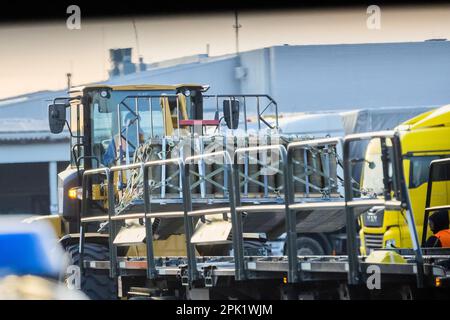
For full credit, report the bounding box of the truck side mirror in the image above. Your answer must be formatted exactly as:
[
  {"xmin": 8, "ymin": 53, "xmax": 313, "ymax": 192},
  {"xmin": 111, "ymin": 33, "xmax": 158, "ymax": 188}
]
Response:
[
  {"xmin": 48, "ymin": 103, "xmax": 67, "ymax": 134},
  {"xmin": 223, "ymin": 100, "xmax": 239, "ymax": 129}
]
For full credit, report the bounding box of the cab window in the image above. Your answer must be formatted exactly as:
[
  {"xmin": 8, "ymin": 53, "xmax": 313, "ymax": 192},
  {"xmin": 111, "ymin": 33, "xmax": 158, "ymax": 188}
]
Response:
[{"xmin": 409, "ymin": 156, "xmax": 440, "ymax": 188}]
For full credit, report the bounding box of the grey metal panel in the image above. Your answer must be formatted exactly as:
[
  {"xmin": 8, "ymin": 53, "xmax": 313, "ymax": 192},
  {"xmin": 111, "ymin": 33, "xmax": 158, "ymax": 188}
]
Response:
[{"xmin": 261, "ymin": 42, "xmax": 450, "ymax": 112}]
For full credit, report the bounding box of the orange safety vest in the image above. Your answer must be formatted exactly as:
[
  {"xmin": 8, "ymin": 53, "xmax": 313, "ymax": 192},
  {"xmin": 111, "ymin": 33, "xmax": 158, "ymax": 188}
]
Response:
[{"xmin": 435, "ymin": 229, "xmax": 450, "ymax": 247}]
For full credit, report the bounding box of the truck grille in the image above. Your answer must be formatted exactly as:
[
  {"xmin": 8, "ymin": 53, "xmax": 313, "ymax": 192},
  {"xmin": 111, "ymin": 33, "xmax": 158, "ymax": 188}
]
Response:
[{"xmin": 364, "ymin": 233, "xmax": 383, "ymax": 250}]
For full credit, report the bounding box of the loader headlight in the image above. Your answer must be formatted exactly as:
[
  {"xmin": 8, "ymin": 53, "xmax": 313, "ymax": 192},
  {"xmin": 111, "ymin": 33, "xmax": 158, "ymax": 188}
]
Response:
[{"xmin": 68, "ymin": 187, "xmax": 83, "ymax": 200}]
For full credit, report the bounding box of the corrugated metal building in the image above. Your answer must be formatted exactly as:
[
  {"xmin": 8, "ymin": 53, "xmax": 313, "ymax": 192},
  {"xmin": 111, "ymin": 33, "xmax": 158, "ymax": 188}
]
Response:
[{"xmin": 1, "ymin": 41, "xmax": 450, "ymax": 214}]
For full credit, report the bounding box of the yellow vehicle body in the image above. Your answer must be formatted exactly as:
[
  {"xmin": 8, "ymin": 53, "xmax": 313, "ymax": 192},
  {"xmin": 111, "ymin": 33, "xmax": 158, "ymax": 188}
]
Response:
[
  {"xmin": 360, "ymin": 105, "xmax": 450, "ymax": 254},
  {"xmin": 30, "ymin": 84, "xmax": 207, "ymax": 256}
]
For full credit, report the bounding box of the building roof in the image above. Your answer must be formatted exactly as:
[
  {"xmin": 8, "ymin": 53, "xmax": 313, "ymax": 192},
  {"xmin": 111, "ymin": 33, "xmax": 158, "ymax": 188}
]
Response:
[{"xmin": 0, "ymin": 119, "xmax": 68, "ymax": 143}]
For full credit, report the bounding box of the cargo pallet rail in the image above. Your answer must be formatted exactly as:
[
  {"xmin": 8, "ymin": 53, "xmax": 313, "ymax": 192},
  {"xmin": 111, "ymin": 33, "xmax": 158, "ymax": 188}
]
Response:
[{"xmin": 77, "ymin": 126, "xmax": 450, "ymax": 299}]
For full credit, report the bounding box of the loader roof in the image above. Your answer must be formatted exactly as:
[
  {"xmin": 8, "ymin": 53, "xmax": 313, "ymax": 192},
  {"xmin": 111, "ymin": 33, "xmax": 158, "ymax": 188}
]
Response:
[{"xmin": 70, "ymin": 83, "xmax": 205, "ymax": 94}]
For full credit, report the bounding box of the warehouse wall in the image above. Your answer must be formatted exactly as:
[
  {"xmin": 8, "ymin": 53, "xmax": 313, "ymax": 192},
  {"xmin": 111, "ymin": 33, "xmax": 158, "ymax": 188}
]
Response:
[
  {"xmin": 239, "ymin": 48, "xmax": 272, "ymax": 95},
  {"xmin": 4, "ymin": 41, "xmax": 450, "ymax": 120},
  {"xmin": 240, "ymin": 41, "xmax": 450, "ymax": 112}
]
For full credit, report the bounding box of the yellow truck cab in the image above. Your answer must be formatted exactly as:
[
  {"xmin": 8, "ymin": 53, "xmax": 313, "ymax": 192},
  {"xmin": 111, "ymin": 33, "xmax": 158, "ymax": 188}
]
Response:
[{"xmin": 360, "ymin": 105, "xmax": 450, "ymax": 254}]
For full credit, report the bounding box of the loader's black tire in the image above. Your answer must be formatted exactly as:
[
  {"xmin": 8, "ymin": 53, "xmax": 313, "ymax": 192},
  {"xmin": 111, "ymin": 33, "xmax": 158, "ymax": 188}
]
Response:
[
  {"xmin": 65, "ymin": 243, "xmax": 117, "ymax": 300},
  {"xmin": 296, "ymin": 237, "xmax": 325, "ymax": 256}
]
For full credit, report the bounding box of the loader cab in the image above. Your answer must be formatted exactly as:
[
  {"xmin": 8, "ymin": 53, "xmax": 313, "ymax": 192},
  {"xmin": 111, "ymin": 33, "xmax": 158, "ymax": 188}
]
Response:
[{"xmin": 50, "ymin": 84, "xmax": 206, "ymax": 171}]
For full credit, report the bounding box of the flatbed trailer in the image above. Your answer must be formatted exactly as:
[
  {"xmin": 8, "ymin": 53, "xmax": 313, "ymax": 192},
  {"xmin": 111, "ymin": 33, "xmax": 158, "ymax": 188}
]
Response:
[
  {"xmin": 77, "ymin": 131, "xmax": 450, "ymax": 299},
  {"xmin": 84, "ymin": 252, "xmax": 448, "ymax": 282}
]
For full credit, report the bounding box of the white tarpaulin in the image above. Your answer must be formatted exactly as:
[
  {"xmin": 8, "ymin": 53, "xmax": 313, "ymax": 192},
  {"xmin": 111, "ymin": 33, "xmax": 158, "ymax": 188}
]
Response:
[{"xmin": 340, "ymin": 106, "xmax": 436, "ymax": 182}]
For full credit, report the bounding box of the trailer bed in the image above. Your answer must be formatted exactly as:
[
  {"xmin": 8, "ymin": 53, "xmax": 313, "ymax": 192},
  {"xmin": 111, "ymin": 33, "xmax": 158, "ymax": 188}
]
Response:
[{"xmin": 83, "ymin": 254, "xmax": 449, "ymax": 286}]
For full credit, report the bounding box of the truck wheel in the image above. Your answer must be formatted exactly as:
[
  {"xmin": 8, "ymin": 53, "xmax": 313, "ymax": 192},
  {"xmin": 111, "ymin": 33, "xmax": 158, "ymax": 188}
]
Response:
[
  {"xmin": 296, "ymin": 237, "xmax": 324, "ymax": 255},
  {"xmin": 65, "ymin": 243, "xmax": 117, "ymax": 300}
]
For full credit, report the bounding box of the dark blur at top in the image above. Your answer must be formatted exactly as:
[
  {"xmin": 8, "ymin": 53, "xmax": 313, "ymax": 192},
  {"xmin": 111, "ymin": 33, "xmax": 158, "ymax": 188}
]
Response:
[{"xmin": 0, "ymin": 0, "xmax": 448, "ymax": 24}]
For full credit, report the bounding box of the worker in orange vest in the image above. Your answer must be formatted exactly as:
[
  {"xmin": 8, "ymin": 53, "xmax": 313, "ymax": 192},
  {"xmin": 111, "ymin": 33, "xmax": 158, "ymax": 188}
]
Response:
[{"xmin": 425, "ymin": 209, "xmax": 450, "ymax": 248}]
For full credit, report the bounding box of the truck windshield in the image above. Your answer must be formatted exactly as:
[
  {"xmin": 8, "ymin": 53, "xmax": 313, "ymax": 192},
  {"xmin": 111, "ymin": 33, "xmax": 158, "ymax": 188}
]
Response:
[
  {"xmin": 409, "ymin": 156, "xmax": 441, "ymax": 188},
  {"xmin": 361, "ymin": 150, "xmax": 385, "ymax": 196},
  {"xmin": 360, "ymin": 139, "xmax": 392, "ymax": 197},
  {"xmin": 89, "ymin": 89, "xmax": 173, "ymax": 167}
]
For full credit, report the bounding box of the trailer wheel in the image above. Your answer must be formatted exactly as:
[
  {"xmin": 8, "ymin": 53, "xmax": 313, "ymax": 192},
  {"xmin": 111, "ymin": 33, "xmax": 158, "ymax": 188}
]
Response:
[
  {"xmin": 296, "ymin": 237, "xmax": 324, "ymax": 255},
  {"xmin": 65, "ymin": 243, "xmax": 117, "ymax": 300}
]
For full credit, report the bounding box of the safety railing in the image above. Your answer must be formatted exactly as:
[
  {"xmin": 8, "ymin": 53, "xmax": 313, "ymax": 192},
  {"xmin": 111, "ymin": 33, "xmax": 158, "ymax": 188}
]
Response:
[
  {"xmin": 284, "ymin": 137, "xmax": 344, "ymax": 283},
  {"xmin": 185, "ymin": 137, "xmax": 230, "ymax": 200},
  {"xmin": 290, "ymin": 140, "xmax": 340, "ymax": 198},
  {"xmin": 232, "ymin": 145, "xmax": 288, "ymax": 281},
  {"xmin": 114, "ymin": 93, "xmax": 279, "ymax": 149},
  {"xmin": 80, "ymin": 163, "xmax": 147, "ymax": 278},
  {"xmin": 142, "ymin": 158, "xmax": 187, "ymax": 281},
  {"xmin": 106, "ymin": 163, "xmax": 146, "ymax": 278},
  {"xmin": 183, "ymin": 151, "xmax": 242, "ymax": 284},
  {"xmin": 80, "ymin": 159, "xmax": 188, "ymax": 281},
  {"xmin": 77, "ymin": 130, "xmax": 425, "ymax": 289},
  {"xmin": 79, "ymin": 167, "xmax": 115, "ymax": 277},
  {"xmin": 203, "ymin": 94, "xmax": 279, "ymax": 132},
  {"xmin": 342, "ymin": 131, "xmax": 424, "ymax": 288},
  {"xmin": 109, "ymin": 159, "xmax": 188, "ymax": 282},
  {"xmin": 110, "ymin": 94, "xmax": 340, "ymax": 209}
]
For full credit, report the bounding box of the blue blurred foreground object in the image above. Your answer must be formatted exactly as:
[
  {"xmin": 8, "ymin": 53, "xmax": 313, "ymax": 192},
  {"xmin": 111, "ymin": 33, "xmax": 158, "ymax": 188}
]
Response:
[
  {"xmin": 0, "ymin": 216, "xmax": 64, "ymax": 278},
  {"xmin": 0, "ymin": 216, "xmax": 88, "ymax": 300},
  {"xmin": 0, "ymin": 233, "xmax": 56, "ymax": 277}
]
